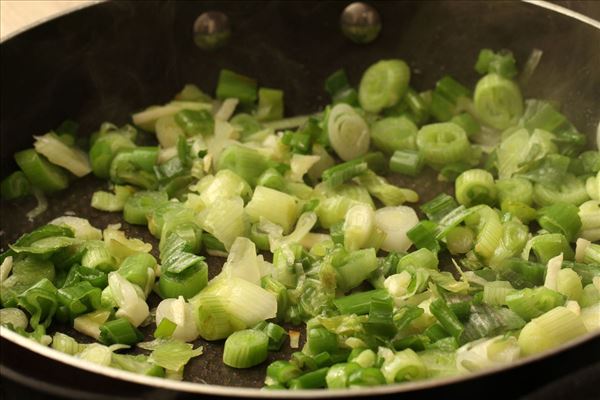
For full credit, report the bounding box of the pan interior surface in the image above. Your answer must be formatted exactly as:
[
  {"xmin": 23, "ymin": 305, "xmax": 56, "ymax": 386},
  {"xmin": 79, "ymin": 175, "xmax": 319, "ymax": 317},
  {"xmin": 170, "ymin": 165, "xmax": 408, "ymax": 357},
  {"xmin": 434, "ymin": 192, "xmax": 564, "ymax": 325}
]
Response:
[{"xmin": 1, "ymin": 0, "xmax": 599, "ymax": 397}]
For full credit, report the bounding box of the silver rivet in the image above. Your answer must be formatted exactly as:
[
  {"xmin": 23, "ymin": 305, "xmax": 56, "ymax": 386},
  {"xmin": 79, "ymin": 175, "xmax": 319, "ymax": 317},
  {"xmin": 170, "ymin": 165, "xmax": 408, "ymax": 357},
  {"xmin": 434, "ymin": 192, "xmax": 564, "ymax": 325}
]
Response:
[
  {"xmin": 340, "ymin": 2, "xmax": 381, "ymax": 44},
  {"xmin": 193, "ymin": 11, "xmax": 230, "ymax": 50}
]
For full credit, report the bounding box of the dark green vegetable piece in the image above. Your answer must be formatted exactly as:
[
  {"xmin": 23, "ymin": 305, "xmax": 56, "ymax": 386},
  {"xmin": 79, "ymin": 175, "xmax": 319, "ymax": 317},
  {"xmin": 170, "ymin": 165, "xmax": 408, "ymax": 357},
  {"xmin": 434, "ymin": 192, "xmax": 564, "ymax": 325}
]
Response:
[
  {"xmin": 407, "ymin": 221, "xmax": 441, "ymax": 253},
  {"xmin": 109, "ymin": 147, "xmax": 159, "ymax": 189},
  {"xmin": 459, "ymin": 304, "xmax": 525, "ymax": 344},
  {"xmin": 254, "ymin": 321, "xmax": 288, "ymax": 351},
  {"xmin": 216, "ymin": 145, "xmax": 270, "ymax": 187},
  {"xmin": 475, "ymin": 49, "xmax": 518, "ymax": 78},
  {"xmin": 267, "ymin": 360, "xmax": 302, "ymax": 385},
  {"xmin": 497, "ymin": 258, "xmax": 546, "ymax": 289},
  {"xmin": 363, "ymin": 294, "xmax": 396, "ymax": 338},
  {"xmin": 57, "ymin": 281, "xmax": 102, "ymax": 319},
  {"xmin": 1, "ymin": 171, "xmax": 31, "ymax": 200},
  {"xmin": 333, "ymin": 289, "xmax": 388, "ymax": 315},
  {"xmin": 389, "ymin": 150, "xmax": 424, "ymax": 177},
  {"xmin": 421, "ymin": 193, "xmax": 459, "ymax": 222},
  {"xmin": 17, "ymin": 278, "xmax": 58, "ymax": 328},
  {"xmin": 89, "ymin": 132, "xmax": 136, "ymax": 179},
  {"xmin": 307, "ymin": 327, "xmax": 338, "ymax": 355},
  {"xmin": 429, "ymin": 298, "xmax": 464, "ymax": 339},
  {"xmin": 288, "ymin": 367, "xmax": 329, "ymax": 389},
  {"xmin": 118, "ymin": 253, "xmax": 157, "ymax": 289},
  {"xmin": 505, "ymin": 287, "xmax": 566, "ymax": 321},
  {"xmin": 325, "ymin": 69, "xmax": 359, "ymax": 106},
  {"xmin": 1, "ymin": 224, "xmax": 74, "ymax": 264},
  {"xmin": 348, "ymin": 367, "xmax": 386, "ymax": 387},
  {"xmin": 231, "ymin": 113, "xmax": 262, "ymax": 139},
  {"xmin": 14, "ymin": 149, "xmax": 69, "ymax": 192},
  {"xmin": 158, "ymin": 263, "xmax": 208, "ymax": 299},
  {"xmin": 62, "ymin": 265, "xmax": 108, "ymax": 289},
  {"xmin": 123, "ymin": 190, "xmax": 169, "ymax": 225},
  {"xmin": 216, "ymin": 69, "xmax": 258, "ymax": 104},
  {"xmin": 100, "ymin": 318, "xmax": 144, "ymax": 345},
  {"xmin": 175, "ymin": 109, "xmax": 214, "ymax": 136},
  {"xmin": 537, "ymin": 203, "xmax": 582, "ymax": 242},
  {"xmin": 322, "ymin": 160, "xmax": 368, "ymax": 188}
]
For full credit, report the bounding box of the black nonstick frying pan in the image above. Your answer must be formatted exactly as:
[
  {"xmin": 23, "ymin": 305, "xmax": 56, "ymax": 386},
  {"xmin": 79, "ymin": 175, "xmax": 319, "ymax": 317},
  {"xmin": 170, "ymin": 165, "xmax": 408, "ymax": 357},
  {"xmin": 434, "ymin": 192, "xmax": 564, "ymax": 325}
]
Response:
[{"xmin": 1, "ymin": 1, "xmax": 599, "ymax": 399}]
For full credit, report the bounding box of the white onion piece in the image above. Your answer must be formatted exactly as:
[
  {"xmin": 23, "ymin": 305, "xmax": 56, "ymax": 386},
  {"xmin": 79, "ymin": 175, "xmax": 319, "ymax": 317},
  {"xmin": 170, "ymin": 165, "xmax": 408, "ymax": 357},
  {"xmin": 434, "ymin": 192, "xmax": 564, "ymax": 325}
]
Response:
[{"xmin": 375, "ymin": 206, "xmax": 419, "ymax": 252}]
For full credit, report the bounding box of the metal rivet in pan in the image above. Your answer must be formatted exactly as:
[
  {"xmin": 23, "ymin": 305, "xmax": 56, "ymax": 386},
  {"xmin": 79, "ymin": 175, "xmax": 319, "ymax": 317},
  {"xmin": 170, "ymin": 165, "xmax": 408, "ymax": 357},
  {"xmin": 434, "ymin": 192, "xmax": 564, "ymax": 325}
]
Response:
[
  {"xmin": 193, "ymin": 11, "xmax": 230, "ymax": 50},
  {"xmin": 340, "ymin": 2, "xmax": 381, "ymax": 44}
]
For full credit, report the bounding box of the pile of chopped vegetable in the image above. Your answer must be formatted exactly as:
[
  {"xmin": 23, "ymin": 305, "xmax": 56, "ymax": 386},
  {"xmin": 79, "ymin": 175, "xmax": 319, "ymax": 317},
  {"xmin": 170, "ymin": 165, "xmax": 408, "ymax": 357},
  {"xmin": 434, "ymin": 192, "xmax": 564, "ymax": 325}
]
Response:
[{"xmin": 1, "ymin": 48, "xmax": 599, "ymax": 390}]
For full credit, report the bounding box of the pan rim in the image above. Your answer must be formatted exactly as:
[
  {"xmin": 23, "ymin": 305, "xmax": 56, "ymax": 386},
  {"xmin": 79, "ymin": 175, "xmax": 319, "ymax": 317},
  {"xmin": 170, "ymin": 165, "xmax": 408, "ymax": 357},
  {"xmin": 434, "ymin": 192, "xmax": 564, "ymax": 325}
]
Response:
[
  {"xmin": 0, "ymin": 0, "xmax": 598, "ymax": 46},
  {"xmin": 2, "ymin": 326, "xmax": 600, "ymax": 397},
  {"xmin": 1, "ymin": 0, "xmax": 599, "ymax": 397}
]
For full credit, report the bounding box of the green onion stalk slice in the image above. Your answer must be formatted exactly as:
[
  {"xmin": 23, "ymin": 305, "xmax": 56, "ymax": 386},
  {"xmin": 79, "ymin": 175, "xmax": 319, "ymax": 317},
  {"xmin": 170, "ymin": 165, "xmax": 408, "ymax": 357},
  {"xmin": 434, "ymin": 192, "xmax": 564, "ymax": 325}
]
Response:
[
  {"xmin": 416, "ymin": 122, "xmax": 470, "ymax": 168},
  {"xmin": 474, "ymin": 73, "xmax": 523, "ymax": 130},
  {"xmin": 358, "ymin": 59, "xmax": 411, "ymax": 114},
  {"xmin": 327, "ymin": 104, "xmax": 370, "ymax": 161}
]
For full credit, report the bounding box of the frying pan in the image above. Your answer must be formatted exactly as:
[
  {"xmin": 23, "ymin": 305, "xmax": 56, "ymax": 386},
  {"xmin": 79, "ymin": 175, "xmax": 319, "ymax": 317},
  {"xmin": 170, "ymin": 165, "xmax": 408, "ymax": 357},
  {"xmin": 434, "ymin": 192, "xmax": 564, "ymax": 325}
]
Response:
[{"xmin": 1, "ymin": 1, "xmax": 599, "ymax": 399}]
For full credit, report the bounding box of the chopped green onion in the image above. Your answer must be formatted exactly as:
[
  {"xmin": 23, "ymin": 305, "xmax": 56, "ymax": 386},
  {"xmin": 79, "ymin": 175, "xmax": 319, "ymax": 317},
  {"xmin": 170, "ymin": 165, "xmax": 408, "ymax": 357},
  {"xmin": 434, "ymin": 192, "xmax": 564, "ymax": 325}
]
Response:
[
  {"xmin": 1, "ymin": 171, "xmax": 31, "ymax": 200},
  {"xmin": 217, "ymin": 145, "xmax": 269, "ymax": 187},
  {"xmin": 556, "ymin": 268, "xmax": 583, "ymax": 301},
  {"xmin": 505, "ymin": 287, "xmax": 565, "ymax": 320},
  {"xmin": 216, "ymin": 69, "xmax": 257, "ymax": 104},
  {"xmin": 537, "ymin": 203, "xmax": 582, "ymax": 242},
  {"xmin": 153, "ymin": 318, "xmax": 177, "ymax": 339},
  {"xmin": 223, "ymin": 329, "xmax": 269, "ymax": 368},
  {"xmin": 359, "ymin": 59, "xmax": 410, "ymax": 113},
  {"xmin": 333, "ymin": 289, "xmax": 388, "ymax": 315},
  {"xmin": 14, "ymin": 149, "xmax": 69, "ymax": 192},
  {"xmin": 389, "ymin": 150, "xmax": 424, "ymax": 177},
  {"xmin": 370, "ymin": 116, "xmax": 418, "ymax": 154},
  {"xmin": 34, "ymin": 132, "xmax": 91, "ymax": 177},
  {"xmin": 256, "ymin": 88, "xmax": 284, "ymax": 121},
  {"xmin": 357, "ymin": 170, "xmax": 418, "ymax": 206},
  {"xmin": 474, "ymin": 73, "xmax": 523, "ymax": 130},
  {"xmin": 99, "ymin": 317, "xmax": 143, "ymax": 345},
  {"xmin": 416, "ymin": 123, "xmax": 470, "ymax": 168},
  {"xmin": 109, "ymin": 147, "xmax": 159, "ymax": 189},
  {"xmin": 174, "ymin": 109, "xmax": 214, "ymax": 137},
  {"xmin": 132, "ymin": 102, "xmax": 211, "ymax": 131},
  {"xmin": 245, "ymin": 186, "xmax": 299, "ymax": 233},
  {"xmin": 474, "ymin": 49, "xmax": 517, "ymax": 78},
  {"xmin": 446, "ymin": 226, "xmax": 475, "ymax": 255},
  {"xmin": 518, "ymin": 306, "xmax": 587, "ymax": 356},
  {"xmin": 288, "ymin": 367, "xmax": 329, "ymax": 389},
  {"xmin": 335, "ymin": 248, "xmax": 379, "ymax": 292},
  {"xmin": 421, "ymin": 194, "xmax": 459, "ymax": 222},
  {"xmin": 89, "ymin": 132, "xmax": 135, "ymax": 179},
  {"xmin": 327, "ymin": 104, "xmax": 370, "ymax": 161},
  {"xmin": 322, "ymin": 160, "xmax": 368, "ymax": 189},
  {"xmin": 429, "ymin": 298, "xmax": 463, "ymax": 339},
  {"xmin": 450, "ymin": 113, "xmax": 480, "ymax": 137},
  {"xmin": 267, "ymin": 360, "xmax": 303, "ymax": 385},
  {"xmin": 407, "ymin": 221, "xmax": 440, "ymax": 253},
  {"xmin": 123, "ymin": 190, "xmax": 168, "ymax": 225},
  {"xmin": 91, "ymin": 185, "xmax": 135, "ymax": 212},
  {"xmin": 455, "ymin": 169, "xmax": 497, "ymax": 207}
]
